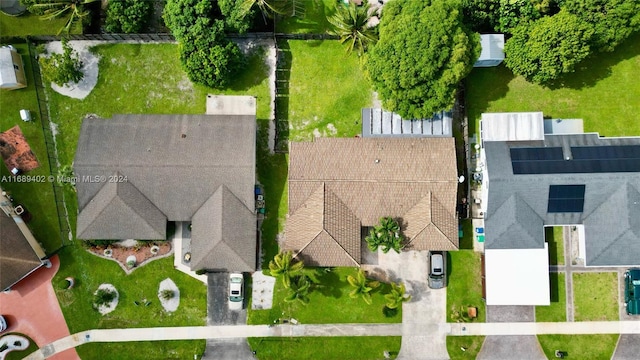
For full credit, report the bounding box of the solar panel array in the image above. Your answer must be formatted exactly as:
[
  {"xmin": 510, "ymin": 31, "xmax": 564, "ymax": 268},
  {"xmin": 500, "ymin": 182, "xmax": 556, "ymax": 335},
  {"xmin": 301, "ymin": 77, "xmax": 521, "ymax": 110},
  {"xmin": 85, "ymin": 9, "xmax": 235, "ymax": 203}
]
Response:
[
  {"xmin": 548, "ymin": 185, "xmax": 586, "ymax": 213},
  {"xmin": 511, "ymin": 145, "xmax": 640, "ymax": 174}
]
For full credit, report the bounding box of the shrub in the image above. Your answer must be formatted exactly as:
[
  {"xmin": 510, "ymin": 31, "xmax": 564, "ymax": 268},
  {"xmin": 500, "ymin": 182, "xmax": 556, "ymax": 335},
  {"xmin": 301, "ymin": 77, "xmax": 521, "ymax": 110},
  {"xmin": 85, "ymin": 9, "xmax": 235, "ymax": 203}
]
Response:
[
  {"xmin": 126, "ymin": 259, "xmax": 135, "ymax": 268},
  {"xmin": 382, "ymin": 306, "xmax": 399, "ymax": 318},
  {"xmin": 39, "ymin": 38, "xmax": 84, "ymax": 86},
  {"xmin": 104, "ymin": 0, "xmax": 152, "ymax": 33},
  {"xmin": 160, "ymin": 289, "xmax": 175, "ymax": 300},
  {"xmin": 195, "ymin": 269, "xmax": 207, "ymax": 275},
  {"xmin": 94, "ymin": 288, "xmax": 116, "ymax": 307}
]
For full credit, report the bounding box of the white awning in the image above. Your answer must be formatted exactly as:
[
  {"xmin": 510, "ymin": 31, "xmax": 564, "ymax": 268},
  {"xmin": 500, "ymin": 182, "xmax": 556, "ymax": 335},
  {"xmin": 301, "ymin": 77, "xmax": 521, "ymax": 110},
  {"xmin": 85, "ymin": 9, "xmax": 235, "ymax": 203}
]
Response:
[
  {"xmin": 485, "ymin": 244, "xmax": 550, "ymax": 306},
  {"xmin": 481, "ymin": 112, "xmax": 545, "ymax": 142}
]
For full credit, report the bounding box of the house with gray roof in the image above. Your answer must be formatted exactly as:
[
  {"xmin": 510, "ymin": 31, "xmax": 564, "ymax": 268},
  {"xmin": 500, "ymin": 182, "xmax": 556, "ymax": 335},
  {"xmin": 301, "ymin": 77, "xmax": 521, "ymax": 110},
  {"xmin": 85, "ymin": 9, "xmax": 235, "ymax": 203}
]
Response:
[
  {"xmin": 285, "ymin": 137, "xmax": 459, "ymax": 267},
  {"xmin": 74, "ymin": 106, "xmax": 257, "ymax": 272},
  {"xmin": 0, "ymin": 187, "xmax": 46, "ymax": 291},
  {"xmin": 481, "ymin": 112, "xmax": 640, "ymax": 305}
]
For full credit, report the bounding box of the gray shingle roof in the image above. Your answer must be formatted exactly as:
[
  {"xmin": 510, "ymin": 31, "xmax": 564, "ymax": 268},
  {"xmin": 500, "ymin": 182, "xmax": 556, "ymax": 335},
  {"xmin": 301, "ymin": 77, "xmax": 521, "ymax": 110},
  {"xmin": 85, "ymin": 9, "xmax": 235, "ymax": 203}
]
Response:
[
  {"xmin": 75, "ymin": 114, "xmax": 256, "ymax": 271},
  {"xmin": 485, "ymin": 134, "xmax": 640, "ymax": 265}
]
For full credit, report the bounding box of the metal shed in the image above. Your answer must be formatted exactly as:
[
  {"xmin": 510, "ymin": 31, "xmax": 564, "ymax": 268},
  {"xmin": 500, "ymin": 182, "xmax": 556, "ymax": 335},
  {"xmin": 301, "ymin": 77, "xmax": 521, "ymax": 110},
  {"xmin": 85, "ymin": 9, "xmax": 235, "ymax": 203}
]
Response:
[{"xmin": 361, "ymin": 108, "xmax": 452, "ymax": 137}]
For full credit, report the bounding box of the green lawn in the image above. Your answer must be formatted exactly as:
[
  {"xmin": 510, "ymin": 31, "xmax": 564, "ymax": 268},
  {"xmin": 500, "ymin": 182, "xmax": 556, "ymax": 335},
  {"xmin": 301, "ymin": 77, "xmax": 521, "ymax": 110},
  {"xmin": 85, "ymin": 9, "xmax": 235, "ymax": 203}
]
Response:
[
  {"xmin": 287, "ymin": 40, "xmax": 373, "ymax": 140},
  {"xmin": 248, "ymin": 267, "xmax": 403, "ymax": 325},
  {"xmin": 275, "ymin": 0, "xmax": 335, "ymax": 34},
  {"xmin": 545, "ymin": 226, "xmax": 565, "ymax": 266},
  {"xmin": 0, "ymin": 13, "xmax": 81, "ymax": 37},
  {"xmin": 573, "ymin": 272, "xmax": 619, "ymax": 321},
  {"xmin": 536, "ymin": 272, "xmax": 566, "ymax": 322},
  {"xmin": 447, "ymin": 250, "xmax": 485, "ymax": 323},
  {"xmin": 466, "ymin": 31, "xmax": 640, "ymax": 137},
  {"xmin": 0, "ymin": 43, "xmax": 62, "ymax": 253},
  {"xmin": 537, "ymin": 334, "xmax": 619, "ymax": 360},
  {"xmin": 76, "ymin": 340, "xmax": 206, "ymax": 360},
  {"xmin": 446, "ymin": 336, "xmax": 485, "ymax": 360},
  {"xmin": 248, "ymin": 336, "xmax": 401, "ymax": 360},
  {"xmin": 3, "ymin": 333, "xmax": 39, "ymax": 360}
]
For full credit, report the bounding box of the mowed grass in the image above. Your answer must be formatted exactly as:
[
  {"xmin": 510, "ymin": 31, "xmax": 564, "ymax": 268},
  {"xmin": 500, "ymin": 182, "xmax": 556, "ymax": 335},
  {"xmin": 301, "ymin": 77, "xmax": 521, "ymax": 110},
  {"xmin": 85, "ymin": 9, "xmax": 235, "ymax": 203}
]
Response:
[
  {"xmin": 287, "ymin": 40, "xmax": 373, "ymax": 140},
  {"xmin": 248, "ymin": 336, "xmax": 401, "ymax": 360},
  {"xmin": 536, "ymin": 272, "xmax": 566, "ymax": 322},
  {"xmin": 447, "ymin": 250, "xmax": 485, "ymax": 323},
  {"xmin": 466, "ymin": 32, "xmax": 640, "ymax": 136},
  {"xmin": 77, "ymin": 340, "xmax": 206, "ymax": 360},
  {"xmin": 537, "ymin": 334, "xmax": 619, "ymax": 360},
  {"xmin": 4, "ymin": 333, "xmax": 39, "ymax": 360},
  {"xmin": 0, "ymin": 13, "xmax": 81, "ymax": 37},
  {"xmin": 545, "ymin": 226, "xmax": 565, "ymax": 266},
  {"xmin": 0, "ymin": 43, "xmax": 62, "ymax": 253},
  {"xmin": 248, "ymin": 267, "xmax": 402, "ymax": 325},
  {"xmin": 573, "ymin": 272, "xmax": 619, "ymax": 321},
  {"xmin": 446, "ymin": 336, "xmax": 485, "ymax": 360},
  {"xmin": 47, "ymin": 43, "xmax": 271, "ymax": 167},
  {"xmin": 275, "ymin": 0, "xmax": 336, "ymax": 34}
]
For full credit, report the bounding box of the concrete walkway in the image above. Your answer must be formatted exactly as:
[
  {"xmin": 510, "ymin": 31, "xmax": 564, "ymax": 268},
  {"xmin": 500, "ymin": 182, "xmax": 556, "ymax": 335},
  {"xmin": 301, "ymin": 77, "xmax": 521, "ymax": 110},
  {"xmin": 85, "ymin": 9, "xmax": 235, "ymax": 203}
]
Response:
[{"xmin": 24, "ymin": 321, "xmax": 640, "ymax": 359}]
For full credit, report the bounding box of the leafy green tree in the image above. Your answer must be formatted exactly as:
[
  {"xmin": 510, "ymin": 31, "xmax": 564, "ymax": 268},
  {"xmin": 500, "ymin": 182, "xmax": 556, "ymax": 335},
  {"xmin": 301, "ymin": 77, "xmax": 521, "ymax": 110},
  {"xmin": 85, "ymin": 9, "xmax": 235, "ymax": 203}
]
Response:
[
  {"xmin": 561, "ymin": 0, "xmax": 640, "ymax": 52},
  {"xmin": 27, "ymin": 0, "xmax": 99, "ymax": 35},
  {"xmin": 104, "ymin": 0, "xmax": 152, "ymax": 33},
  {"xmin": 347, "ymin": 269, "xmax": 380, "ymax": 305},
  {"xmin": 384, "ymin": 282, "xmax": 411, "ymax": 309},
  {"xmin": 365, "ymin": 0, "xmax": 480, "ymax": 119},
  {"xmin": 328, "ymin": 2, "xmax": 378, "ymax": 55},
  {"xmin": 495, "ymin": 0, "xmax": 544, "ymax": 32},
  {"xmin": 284, "ymin": 275, "xmax": 311, "ymax": 305},
  {"xmin": 39, "ymin": 38, "xmax": 84, "ymax": 86},
  {"xmin": 461, "ymin": 0, "xmax": 500, "ymax": 32},
  {"xmin": 365, "ymin": 217, "xmax": 404, "ymax": 254},
  {"xmin": 240, "ymin": 0, "xmax": 289, "ymax": 21},
  {"xmin": 219, "ymin": 0, "xmax": 256, "ymax": 33},
  {"xmin": 269, "ymin": 250, "xmax": 304, "ymax": 289},
  {"xmin": 504, "ymin": 10, "xmax": 595, "ymax": 84},
  {"xmin": 178, "ymin": 21, "xmax": 245, "ymax": 88},
  {"xmin": 163, "ymin": 0, "xmax": 215, "ymax": 40}
]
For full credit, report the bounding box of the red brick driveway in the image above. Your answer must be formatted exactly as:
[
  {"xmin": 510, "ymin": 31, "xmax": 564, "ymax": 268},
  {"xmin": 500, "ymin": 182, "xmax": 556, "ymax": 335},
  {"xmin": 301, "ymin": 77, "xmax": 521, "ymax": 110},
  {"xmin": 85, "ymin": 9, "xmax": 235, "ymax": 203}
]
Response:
[{"xmin": 0, "ymin": 255, "xmax": 79, "ymax": 360}]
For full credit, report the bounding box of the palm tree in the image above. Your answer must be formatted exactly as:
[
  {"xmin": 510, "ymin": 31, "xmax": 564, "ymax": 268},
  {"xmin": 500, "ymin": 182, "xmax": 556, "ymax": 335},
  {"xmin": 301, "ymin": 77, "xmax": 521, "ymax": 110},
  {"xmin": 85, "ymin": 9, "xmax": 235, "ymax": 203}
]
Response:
[
  {"xmin": 384, "ymin": 282, "xmax": 411, "ymax": 309},
  {"xmin": 241, "ymin": 0, "xmax": 289, "ymax": 22},
  {"xmin": 269, "ymin": 250, "xmax": 304, "ymax": 289},
  {"xmin": 365, "ymin": 217, "xmax": 404, "ymax": 254},
  {"xmin": 347, "ymin": 269, "xmax": 380, "ymax": 305},
  {"xmin": 32, "ymin": 0, "xmax": 99, "ymax": 35},
  {"xmin": 327, "ymin": 2, "xmax": 378, "ymax": 55},
  {"xmin": 284, "ymin": 275, "xmax": 310, "ymax": 305}
]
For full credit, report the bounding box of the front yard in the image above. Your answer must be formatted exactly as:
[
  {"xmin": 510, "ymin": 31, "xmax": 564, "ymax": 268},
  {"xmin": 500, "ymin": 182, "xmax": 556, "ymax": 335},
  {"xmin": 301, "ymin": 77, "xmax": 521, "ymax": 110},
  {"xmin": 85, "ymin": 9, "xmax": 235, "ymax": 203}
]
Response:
[
  {"xmin": 535, "ymin": 272, "xmax": 566, "ymax": 322},
  {"xmin": 447, "ymin": 250, "xmax": 485, "ymax": 323},
  {"xmin": 573, "ymin": 272, "xmax": 619, "ymax": 321},
  {"xmin": 537, "ymin": 334, "xmax": 619, "ymax": 360},
  {"xmin": 248, "ymin": 336, "xmax": 401, "ymax": 360},
  {"xmin": 0, "ymin": 43, "xmax": 62, "ymax": 253},
  {"xmin": 446, "ymin": 336, "xmax": 485, "ymax": 360}
]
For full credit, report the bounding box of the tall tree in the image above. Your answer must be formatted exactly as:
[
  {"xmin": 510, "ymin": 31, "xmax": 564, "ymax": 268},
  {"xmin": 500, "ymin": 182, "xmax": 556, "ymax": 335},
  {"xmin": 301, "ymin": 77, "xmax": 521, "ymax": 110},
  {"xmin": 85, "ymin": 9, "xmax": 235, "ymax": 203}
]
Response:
[
  {"xmin": 240, "ymin": 0, "xmax": 289, "ymax": 22},
  {"xmin": 284, "ymin": 275, "xmax": 311, "ymax": 305},
  {"xmin": 39, "ymin": 38, "xmax": 84, "ymax": 86},
  {"xmin": 104, "ymin": 0, "xmax": 152, "ymax": 33},
  {"xmin": 163, "ymin": 0, "xmax": 215, "ymax": 40},
  {"xmin": 504, "ymin": 10, "xmax": 595, "ymax": 84},
  {"xmin": 28, "ymin": 0, "xmax": 99, "ymax": 35},
  {"xmin": 269, "ymin": 250, "xmax": 304, "ymax": 289},
  {"xmin": 561, "ymin": 0, "xmax": 640, "ymax": 52},
  {"xmin": 219, "ymin": 0, "xmax": 256, "ymax": 33},
  {"xmin": 365, "ymin": 0, "xmax": 480, "ymax": 119},
  {"xmin": 328, "ymin": 2, "xmax": 378, "ymax": 55},
  {"xmin": 384, "ymin": 282, "xmax": 411, "ymax": 309},
  {"xmin": 347, "ymin": 269, "xmax": 380, "ymax": 305},
  {"xmin": 365, "ymin": 217, "xmax": 404, "ymax": 254}
]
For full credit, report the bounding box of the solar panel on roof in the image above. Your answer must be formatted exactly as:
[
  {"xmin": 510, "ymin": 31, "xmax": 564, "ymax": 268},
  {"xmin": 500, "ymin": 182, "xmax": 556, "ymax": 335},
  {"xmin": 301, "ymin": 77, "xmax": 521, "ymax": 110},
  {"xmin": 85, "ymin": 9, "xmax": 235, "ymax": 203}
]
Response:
[
  {"xmin": 511, "ymin": 146, "xmax": 640, "ymax": 174},
  {"xmin": 548, "ymin": 185, "xmax": 585, "ymax": 213}
]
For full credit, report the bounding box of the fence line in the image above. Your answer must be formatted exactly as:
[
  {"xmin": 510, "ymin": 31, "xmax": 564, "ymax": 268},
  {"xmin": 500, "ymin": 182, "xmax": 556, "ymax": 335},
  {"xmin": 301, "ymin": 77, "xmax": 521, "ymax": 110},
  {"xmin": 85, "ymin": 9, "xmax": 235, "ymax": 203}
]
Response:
[
  {"xmin": 26, "ymin": 41, "xmax": 71, "ymax": 251},
  {"xmin": 26, "ymin": 32, "xmax": 338, "ymax": 42}
]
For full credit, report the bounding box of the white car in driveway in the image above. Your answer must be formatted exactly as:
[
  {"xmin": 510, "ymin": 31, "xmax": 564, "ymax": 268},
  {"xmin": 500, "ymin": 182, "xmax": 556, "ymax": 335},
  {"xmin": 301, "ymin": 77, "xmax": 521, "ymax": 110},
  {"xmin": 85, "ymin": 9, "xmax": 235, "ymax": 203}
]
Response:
[{"xmin": 228, "ymin": 273, "xmax": 244, "ymax": 311}]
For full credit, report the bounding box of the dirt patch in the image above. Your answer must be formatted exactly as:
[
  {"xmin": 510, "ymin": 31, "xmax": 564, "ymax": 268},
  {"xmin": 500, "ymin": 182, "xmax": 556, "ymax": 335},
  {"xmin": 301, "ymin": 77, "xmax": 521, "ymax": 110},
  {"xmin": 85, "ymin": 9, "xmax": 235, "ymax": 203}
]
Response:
[
  {"xmin": 0, "ymin": 126, "xmax": 40, "ymax": 173},
  {"xmin": 86, "ymin": 242, "xmax": 172, "ymax": 274}
]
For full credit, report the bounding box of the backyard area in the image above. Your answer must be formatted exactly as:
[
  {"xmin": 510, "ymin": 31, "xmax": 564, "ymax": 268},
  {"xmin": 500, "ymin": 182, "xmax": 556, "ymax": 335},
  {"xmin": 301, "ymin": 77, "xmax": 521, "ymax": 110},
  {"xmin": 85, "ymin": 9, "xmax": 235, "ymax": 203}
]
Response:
[
  {"xmin": 535, "ymin": 273, "xmax": 566, "ymax": 322},
  {"xmin": 274, "ymin": 0, "xmax": 335, "ymax": 34},
  {"xmin": 0, "ymin": 13, "xmax": 81, "ymax": 37},
  {"xmin": 466, "ymin": 31, "xmax": 640, "ymax": 137},
  {"xmin": 0, "ymin": 42, "xmax": 63, "ymax": 253},
  {"xmin": 537, "ymin": 334, "xmax": 619, "ymax": 360},
  {"xmin": 286, "ymin": 40, "xmax": 373, "ymax": 141},
  {"xmin": 248, "ymin": 267, "xmax": 402, "ymax": 359},
  {"xmin": 573, "ymin": 272, "xmax": 619, "ymax": 321}
]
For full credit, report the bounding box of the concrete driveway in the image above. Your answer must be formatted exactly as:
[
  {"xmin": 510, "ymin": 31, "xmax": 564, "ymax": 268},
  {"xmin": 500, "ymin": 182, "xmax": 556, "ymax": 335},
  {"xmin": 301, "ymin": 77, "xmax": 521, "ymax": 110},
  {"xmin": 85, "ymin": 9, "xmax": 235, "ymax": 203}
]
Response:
[
  {"xmin": 612, "ymin": 334, "xmax": 640, "ymax": 360},
  {"xmin": 478, "ymin": 305, "xmax": 545, "ymax": 360},
  {"xmin": 202, "ymin": 273, "xmax": 253, "ymax": 360},
  {"xmin": 365, "ymin": 250, "xmax": 449, "ymax": 360}
]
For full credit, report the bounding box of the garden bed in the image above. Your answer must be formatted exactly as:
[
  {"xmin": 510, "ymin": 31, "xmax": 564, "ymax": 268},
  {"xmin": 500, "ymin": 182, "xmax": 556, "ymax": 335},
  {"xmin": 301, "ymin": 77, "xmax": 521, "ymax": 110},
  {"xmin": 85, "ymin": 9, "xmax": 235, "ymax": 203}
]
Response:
[{"xmin": 86, "ymin": 241, "xmax": 172, "ymax": 273}]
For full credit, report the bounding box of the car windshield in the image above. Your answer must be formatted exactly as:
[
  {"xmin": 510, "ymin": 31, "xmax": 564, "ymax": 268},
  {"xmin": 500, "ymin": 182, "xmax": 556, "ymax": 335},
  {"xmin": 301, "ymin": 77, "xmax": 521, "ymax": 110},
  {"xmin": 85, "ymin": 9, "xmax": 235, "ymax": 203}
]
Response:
[{"xmin": 231, "ymin": 277, "xmax": 242, "ymax": 283}]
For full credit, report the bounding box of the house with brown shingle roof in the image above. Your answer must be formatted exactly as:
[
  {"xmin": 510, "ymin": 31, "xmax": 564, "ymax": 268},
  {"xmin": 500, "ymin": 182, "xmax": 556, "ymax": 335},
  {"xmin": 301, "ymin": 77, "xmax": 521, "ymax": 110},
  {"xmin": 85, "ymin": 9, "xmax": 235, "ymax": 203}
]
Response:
[{"xmin": 285, "ymin": 137, "xmax": 459, "ymax": 267}]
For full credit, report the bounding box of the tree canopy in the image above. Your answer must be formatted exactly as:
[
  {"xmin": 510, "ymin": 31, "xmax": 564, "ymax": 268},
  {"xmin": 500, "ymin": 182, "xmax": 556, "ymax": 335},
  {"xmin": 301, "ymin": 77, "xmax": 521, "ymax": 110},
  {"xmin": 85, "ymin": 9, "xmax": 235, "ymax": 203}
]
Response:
[
  {"xmin": 365, "ymin": 0, "xmax": 480, "ymax": 119},
  {"xmin": 39, "ymin": 38, "xmax": 84, "ymax": 86},
  {"xmin": 328, "ymin": 2, "xmax": 378, "ymax": 55},
  {"xmin": 163, "ymin": 0, "xmax": 215, "ymax": 40},
  {"xmin": 219, "ymin": 0, "xmax": 255, "ymax": 33},
  {"xmin": 104, "ymin": 0, "xmax": 152, "ymax": 33},
  {"xmin": 504, "ymin": 10, "xmax": 595, "ymax": 84}
]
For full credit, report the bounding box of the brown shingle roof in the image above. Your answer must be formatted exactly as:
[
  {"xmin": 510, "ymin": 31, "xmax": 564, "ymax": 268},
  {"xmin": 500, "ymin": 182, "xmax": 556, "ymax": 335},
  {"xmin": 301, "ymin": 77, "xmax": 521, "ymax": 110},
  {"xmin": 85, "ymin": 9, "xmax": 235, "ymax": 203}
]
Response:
[
  {"xmin": 0, "ymin": 214, "xmax": 43, "ymax": 291},
  {"xmin": 286, "ymin": 137, "xmax": 458, "ymax": 266}
]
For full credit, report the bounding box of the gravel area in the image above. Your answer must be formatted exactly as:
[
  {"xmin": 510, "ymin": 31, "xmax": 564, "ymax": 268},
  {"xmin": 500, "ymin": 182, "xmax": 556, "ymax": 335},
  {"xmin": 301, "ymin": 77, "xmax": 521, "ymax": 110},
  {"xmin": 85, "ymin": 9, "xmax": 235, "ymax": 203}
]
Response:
[
  {"xmin": 158, "ymin": 278, "xmax": 180, "ymax": 313},
  {"xmin": 95, "ymin": 283, "xmax": 119, "ymax": 315},
  {"xmin": 44, "ymin": 40, "xmax": 102, "ymax": 100},
  {"xmin": 251, "ymin": 271, "xmax": 276, "ymax": 310}
]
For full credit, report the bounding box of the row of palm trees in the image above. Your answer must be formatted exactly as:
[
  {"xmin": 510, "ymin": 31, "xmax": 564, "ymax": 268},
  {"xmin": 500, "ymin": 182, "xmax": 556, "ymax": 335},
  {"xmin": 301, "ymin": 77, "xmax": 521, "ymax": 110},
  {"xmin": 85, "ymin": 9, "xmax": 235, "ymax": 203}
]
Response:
[{"xmin": 269, "ymin": 251, "xmax": 411, "ymax": 309}]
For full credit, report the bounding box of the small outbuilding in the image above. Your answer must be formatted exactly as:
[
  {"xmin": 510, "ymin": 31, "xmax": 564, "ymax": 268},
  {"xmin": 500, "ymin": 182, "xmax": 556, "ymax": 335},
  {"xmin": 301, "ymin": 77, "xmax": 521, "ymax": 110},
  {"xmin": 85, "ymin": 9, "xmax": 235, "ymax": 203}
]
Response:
[
  {"xmin": 0, "ymin": 46, "xmax": 27, "ymax": 90},
  {"xmin": 474, "ymin": 34, "xmax": 505, "ymax": 68}
]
